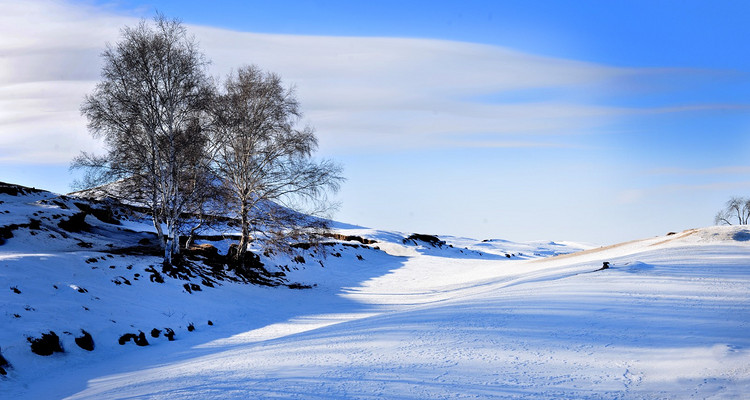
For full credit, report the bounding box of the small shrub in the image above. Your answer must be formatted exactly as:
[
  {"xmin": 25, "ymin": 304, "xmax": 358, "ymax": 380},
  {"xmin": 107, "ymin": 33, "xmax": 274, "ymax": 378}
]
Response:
[
  {"xmin": 57, "ymin": 212, "xmax": 91, "ymax": 233},
  {"xmin": 75, "ymin": 330, "xmax": 94, "ymax": 351},
  {"xmin": 28, "ymin": 332, "xmax": 63, "ymax": 356},
  {"xmin": 0, "ymin": 347, "xmax": 10, "ymax": 375}
]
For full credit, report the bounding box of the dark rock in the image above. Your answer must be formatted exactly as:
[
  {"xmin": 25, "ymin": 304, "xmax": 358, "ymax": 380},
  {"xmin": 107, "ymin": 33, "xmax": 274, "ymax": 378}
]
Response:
[
  {"xmin": 207, "ymin": 320, "xmax": 213, "ymax": 326},
  {"xmin": 10, "ymin": 286, "xmax": 20, "ymax": 294},
  {"xmin": 187, "ymin": 323, "xmax": 195, "ymax": 332},
  {"xmin": 150, "ymin": 328, "xmax": 161, "ymax": 338},
  {"xmin": 164, "ymin": 328, "xmax": 175, "ymax": 341}
]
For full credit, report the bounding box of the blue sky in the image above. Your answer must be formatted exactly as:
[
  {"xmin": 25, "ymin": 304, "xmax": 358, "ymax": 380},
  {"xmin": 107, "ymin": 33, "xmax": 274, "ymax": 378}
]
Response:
[{"xmin": 1, "ymin": 0, "xmax": 749, "ymax": 244}]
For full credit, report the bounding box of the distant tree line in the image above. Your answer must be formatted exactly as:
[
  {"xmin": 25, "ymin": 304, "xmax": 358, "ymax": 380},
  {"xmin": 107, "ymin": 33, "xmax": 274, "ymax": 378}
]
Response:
[{"xmin": 73, "ymin": 15, "xmax": 343, "ymax": 266}]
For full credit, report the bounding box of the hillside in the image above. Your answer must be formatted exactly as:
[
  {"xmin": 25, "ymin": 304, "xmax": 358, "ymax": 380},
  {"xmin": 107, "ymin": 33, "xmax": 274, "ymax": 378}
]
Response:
[{"xmin": 1, "ymin": 182, "xmax": 749, "ymax": 399}]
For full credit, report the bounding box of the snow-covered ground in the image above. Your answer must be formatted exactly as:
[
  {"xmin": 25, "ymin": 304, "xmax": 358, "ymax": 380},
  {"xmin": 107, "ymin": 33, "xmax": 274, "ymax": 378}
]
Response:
[{"xmin": 1, "ymin": 183, "xmax": 749, "ymax": 399}]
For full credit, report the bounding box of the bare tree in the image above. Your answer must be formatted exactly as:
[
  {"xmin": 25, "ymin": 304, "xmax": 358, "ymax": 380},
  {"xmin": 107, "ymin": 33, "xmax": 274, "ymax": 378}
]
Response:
[
  {"xmin": 715, "ymin": 197, "xmax": 750, "ymax": 225},
  {"xmin": 210, "ymin": 65, "xmax": 344, "ymax": 261},
  {"xmin": 74, "ymin": 15, "xmax": 213, "ymax": 265}
]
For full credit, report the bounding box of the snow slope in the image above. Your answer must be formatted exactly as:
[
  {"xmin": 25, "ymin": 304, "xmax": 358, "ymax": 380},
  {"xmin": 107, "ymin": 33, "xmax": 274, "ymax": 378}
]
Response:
[{"xmin": 1, "ymin": 183, "xmax": 749, "ymax": 399}]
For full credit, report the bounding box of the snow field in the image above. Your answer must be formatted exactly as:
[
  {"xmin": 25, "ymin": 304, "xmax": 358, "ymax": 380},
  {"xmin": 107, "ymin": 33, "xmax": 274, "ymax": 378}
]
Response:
[{"xmin": 1, "ymin": 187, "xmax": 749, "ymax": 399}]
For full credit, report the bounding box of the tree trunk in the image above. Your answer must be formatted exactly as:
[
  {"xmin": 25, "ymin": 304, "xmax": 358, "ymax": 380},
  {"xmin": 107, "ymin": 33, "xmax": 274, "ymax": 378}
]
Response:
[{"xmin": 236, "ymin": 201, "xmax": 250, "ymax": 260}]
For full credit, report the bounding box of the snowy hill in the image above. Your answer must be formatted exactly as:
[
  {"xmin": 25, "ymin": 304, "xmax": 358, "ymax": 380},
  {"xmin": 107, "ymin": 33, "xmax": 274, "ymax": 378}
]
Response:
[{"xmin": 1, "ymin": 182, "xmax": 749, "ymax": 399}]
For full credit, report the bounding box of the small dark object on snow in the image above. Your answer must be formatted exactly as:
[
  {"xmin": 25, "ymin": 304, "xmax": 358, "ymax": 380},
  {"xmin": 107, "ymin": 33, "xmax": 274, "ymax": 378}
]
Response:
[
  {"xmin": 164, "ymin": 328, "xmax": 175, "ymax": 341},
  {"xmin": 0, "ymin": 347, "xmax": 10, "ymax": 375},
  {"xmin": 403, "ymin": 233, "xmax": 446, "ymax": 247},
  {"xmin": 151, "ymin": 328, "xmax": 161, "ymax": 338},
  {"xmin": 75, "ymin": 330, "xmax": 94, "ymax": 351},
  {"xmin": 505, "ymin": 254, "xmax": 511, "ymax": 258},
  {"xmin": 596, "ymin": 262, "xmax": 611, "ymax": 271},
  {"xmin": 183, "ymin": 283, "xmax": 201, "ymax": 293},
  {"xmin": 118, "ymin": 333, "xmax": 137, "ymax": 345},
  {"xmin": 666, "ymin": 232, "xmax": 676, "ymax": 236},
  {"xmin": 288, "ymin": 283, "xmax": 313, "ymax": 289},
  {"xmin": 134, "ymin": 332, "xmax": 149, "ymax": 346},
  {"xmin": 207, "ymin": 320, "xmax": 213, "ymax": 326},
  {"xmin": 10, "ymin": 286, "xmax": 20, "ymax": 294},
  {"xmin": 120, "ymin": 332, "xmax": 149, "ymax": 346},
  {"xmin": 28, "ymin": 332, "xmax": 64, "ymax": 356},
  {"xmin": 187, "ymin": 323, "xmax": 195, "ymax": 332},
  {"xmin": 356, "ymin": 254, "xmax": 364, "ymax": 261},
  {"xmin": 57, "ymin": 212, "xmax": 91, "ymax": 233}
]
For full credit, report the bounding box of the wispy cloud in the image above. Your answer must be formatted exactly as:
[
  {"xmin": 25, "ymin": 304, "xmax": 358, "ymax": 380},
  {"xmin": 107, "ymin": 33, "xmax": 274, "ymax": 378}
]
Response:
[
  {"xmin": 647, "ymin": 166, "xmax": 750, "ymax": 176},
  {"xmin": 0, "ymin": 0, "xmax": 739, "ymax": 163}
]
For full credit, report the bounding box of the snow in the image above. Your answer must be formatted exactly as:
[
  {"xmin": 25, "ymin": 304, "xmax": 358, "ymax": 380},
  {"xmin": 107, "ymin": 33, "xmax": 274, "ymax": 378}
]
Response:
[{"xmin": 1, "ymin": 185, "xmax": 749, "ymax": 399}]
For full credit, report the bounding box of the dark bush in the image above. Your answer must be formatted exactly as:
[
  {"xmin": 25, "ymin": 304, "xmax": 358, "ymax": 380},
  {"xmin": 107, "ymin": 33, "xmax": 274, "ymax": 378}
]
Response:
[
  {"xmin": 135, "ymin": 331, "xmax": 149, "ymax": 346},
  {"xmin": 164, "ymin": 328, "xmax": 175, "ymax": 341},
  {"xmin": 57, "ymin": 212, "xmax": 91, "ymax": 233},
  {"xmin": 28, "ymin": 218, "xmax": 41, "ymax": 230},
  {"xmin": 119, "ymin": 332, "xmax": 149, "ymax": 346},
  {"xmin": 403, "ymin": 233, "xmax": 445, "ymax": 247},
  {"xmin": 183, "ymin": 283, "xmax": 201, "ymax": 293},
  {"xmin": 187, "ymin": 323, "xmax": 195, "ymax": 332},
  {"xmin": 0, "ymin": 347, "xmax": 10, "ymax": 375},
  {"xmin": 75, "ymin": 330, "xmax": 94, "ymax": 351},
  {"xmin": 118, "ymin": 333, "xmax": 137, "ymax": 345},
  {"xmin": 151, "ymin": 328, "xmax": 161, "ymax": 338},
  {"xmin": 74, "ymin": 202, "xmax": 120, "ymax": 225},
  {"xmin": 28, "ymin": 332, "xmax": 63, "ymax": 356},
  {"xmin": 288, "ymin": 283, "xmax": 313, "ymax": 289}
]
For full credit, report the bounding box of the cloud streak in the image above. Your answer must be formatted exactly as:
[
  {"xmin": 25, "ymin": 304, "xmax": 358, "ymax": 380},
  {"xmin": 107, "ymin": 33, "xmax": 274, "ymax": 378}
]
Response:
[{"xmin": 0, "ymin": 0, "xmax": 737, "ymax": 163}]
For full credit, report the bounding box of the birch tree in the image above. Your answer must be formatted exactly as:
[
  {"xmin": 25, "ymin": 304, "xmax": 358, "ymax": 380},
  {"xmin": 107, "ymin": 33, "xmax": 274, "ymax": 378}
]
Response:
[
  {"xmin": 211, "ymin": 65, "xmax": 343, "ymax": 261},
  {"xmin": 75, "ymin": 15, "xmax": 212, "ymax": 265},
  {"xmin": 715, "ymin": 197, "xmax": 750, "ymax": 225}
]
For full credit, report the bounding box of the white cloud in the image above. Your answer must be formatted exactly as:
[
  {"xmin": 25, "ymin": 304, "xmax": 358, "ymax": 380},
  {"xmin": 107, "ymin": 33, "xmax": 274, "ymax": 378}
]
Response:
[{"xmin": 0, "ymin": 0, "xmax": 706, "ymax": 163}]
